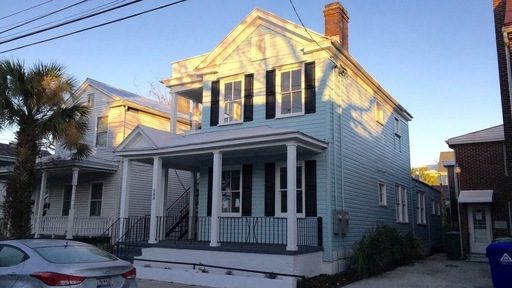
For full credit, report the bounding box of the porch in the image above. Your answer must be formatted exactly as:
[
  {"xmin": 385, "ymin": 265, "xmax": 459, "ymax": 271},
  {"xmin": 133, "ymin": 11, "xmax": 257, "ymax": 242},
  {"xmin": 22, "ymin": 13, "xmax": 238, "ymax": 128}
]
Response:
[
  {"xmin": 115, "ymin": 125, "xmax": 328, "ymax": 254},
  {"xmin": 34, "ymin": 216, "xmax": 113, "ymax": 237}
]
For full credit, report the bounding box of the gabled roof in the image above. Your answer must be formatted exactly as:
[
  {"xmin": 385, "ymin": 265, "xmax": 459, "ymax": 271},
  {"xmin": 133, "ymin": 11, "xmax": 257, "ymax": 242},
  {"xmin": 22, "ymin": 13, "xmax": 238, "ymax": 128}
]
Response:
[
  {"xmin": 77, "ymin": 78, "xmax": 170, "ymax": 115},
  {"xmin": 446, "ymin": 125, "xmax": 504, "ymax": 146},
  {"xmin": 195, "ymin": 7, "xmax": 327, "ymax": 72}
]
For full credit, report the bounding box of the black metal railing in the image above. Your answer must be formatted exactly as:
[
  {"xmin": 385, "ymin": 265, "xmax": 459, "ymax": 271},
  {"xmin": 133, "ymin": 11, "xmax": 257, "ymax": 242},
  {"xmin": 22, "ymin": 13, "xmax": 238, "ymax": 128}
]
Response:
[{"xmin": 193, "ymin": 216, "xmax": 322, "ymax": 247}]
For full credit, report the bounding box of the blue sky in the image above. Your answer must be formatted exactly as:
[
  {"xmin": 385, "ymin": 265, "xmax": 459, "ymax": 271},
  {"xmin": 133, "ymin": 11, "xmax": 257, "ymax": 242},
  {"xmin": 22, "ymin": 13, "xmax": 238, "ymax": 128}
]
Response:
[{"xmin": 0, "ymin": 0, "xmax": 502, "ymax": 167}]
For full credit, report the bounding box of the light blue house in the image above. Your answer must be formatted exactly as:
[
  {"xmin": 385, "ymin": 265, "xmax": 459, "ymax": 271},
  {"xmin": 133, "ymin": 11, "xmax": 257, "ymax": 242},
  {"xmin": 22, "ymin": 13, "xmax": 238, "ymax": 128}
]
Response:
[{"xmin": 115, "ymin": 2, "xmax": 420, "ymax": 286}]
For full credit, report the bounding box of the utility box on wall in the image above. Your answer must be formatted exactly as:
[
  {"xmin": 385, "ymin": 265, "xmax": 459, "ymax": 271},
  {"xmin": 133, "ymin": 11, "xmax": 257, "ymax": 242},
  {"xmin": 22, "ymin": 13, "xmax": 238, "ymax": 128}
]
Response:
[{"xmin": 333, "ymin": 210, "xmax": 350, "ymax": 235}]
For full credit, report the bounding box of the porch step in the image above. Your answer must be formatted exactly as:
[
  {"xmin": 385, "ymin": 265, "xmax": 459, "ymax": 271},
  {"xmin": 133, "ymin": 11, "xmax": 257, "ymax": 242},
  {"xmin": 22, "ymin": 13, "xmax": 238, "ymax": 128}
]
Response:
[{"xmin": 467, "ymin": 253, "xmax": 488, "ymax": 263}]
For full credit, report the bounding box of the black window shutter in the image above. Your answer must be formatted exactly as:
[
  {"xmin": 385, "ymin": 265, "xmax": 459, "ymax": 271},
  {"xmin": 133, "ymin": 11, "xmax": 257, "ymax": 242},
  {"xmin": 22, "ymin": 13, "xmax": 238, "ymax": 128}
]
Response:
[
  {"xmin": 265, "ymin": 70, "xmax": 276, "ymax": 119},
  {"xmin": 305, "ymin": 61, "xmax": 316, "ymax": 114},
  {"xmin": 244, "ymin": 74, "xmax": 254, "ymax": 122},
  {"xmin": 242, "ymin": 164, "xmax": 252, "ymax": 216},
  {"xmin": 207, "ymin": 167, "xmax": 213, "ymax": 216},
  {"xmin": 264, "ymin": 162, "xmax": 275, "ymax": 216},
  {"xmin": 210, "ymin": 80, "xmax": 220, "ymax": 126},
  {"xmin": 305, "ymin": 160, "xmax": 317, "ymax": 217}
]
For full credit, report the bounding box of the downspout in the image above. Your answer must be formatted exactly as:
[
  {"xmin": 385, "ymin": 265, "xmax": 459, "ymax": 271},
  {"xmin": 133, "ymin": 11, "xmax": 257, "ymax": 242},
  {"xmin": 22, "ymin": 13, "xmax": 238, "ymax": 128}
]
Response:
[{"xmin": 337, "ymin": 65, "xmax": 346, "ymax": 213}]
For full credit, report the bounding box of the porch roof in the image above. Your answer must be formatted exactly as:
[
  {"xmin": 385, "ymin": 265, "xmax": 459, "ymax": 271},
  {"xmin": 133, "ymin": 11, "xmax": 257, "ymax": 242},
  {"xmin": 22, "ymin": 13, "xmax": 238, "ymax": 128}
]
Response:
[
  {"xmin": 115, "ymin": 125, "xmax": 328, "ymax": 159},
  {"xmin": 458, "ymin": 190, "xmax": 494, "ymax": 204}
]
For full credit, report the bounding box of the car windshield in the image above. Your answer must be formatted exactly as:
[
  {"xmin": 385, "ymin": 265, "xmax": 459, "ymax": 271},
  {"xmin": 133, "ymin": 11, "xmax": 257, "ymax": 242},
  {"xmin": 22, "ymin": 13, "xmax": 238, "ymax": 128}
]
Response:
[{"xmin": 34, "ymin": 245, "xmax": 117, "ymax": 264}]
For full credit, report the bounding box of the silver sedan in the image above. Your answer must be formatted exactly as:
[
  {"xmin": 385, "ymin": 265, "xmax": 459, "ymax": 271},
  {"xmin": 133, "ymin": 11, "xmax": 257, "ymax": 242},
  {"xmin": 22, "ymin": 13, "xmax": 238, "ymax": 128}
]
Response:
[{"xmin": 0, "ymin": 239, "xmax": 137, "ymax": 288}]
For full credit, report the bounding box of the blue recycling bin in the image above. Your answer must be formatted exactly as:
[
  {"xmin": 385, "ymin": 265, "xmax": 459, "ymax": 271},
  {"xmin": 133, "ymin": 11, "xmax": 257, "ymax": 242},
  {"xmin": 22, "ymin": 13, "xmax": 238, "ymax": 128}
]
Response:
[{"xmin": 486, "ymin": 239, "xmax": 512, "ymax": 288}]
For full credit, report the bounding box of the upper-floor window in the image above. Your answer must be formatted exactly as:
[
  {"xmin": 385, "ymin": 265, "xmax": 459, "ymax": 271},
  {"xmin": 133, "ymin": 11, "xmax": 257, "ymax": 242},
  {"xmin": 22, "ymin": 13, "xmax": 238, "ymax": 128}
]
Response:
[
  {"xmin": 221, "ymin": 169, "xmax": 241, "ymax": 216},
  {"xmin": 96, "ymin": 116, "xmax": 108, "ymax": 147},
  {"xmin": 277, "ymin": 65, "xmax": 303, "ymax": 117},
  {"xmin": 376, "ymin": 101, "xmax": 384, "ymax": 124},
  {"xmin": 417, "ymin": 191, "xmax": 426, "ymax": 224},
  {"xmin": 394, "ymin": 117, "xmax": 401, "ymax": 136},
  {"xmin": 221, "ymin": 78, "xmax": 243, "ymax": 124},
  {"xmin": 87, "ymin": 93, "xmax": 94, "ymax": 107},
  {"xmin": 89, "ymin": 183, "xmax": 103, "ymax": 216},
  {"xmin": 276, "ymin": 163, "xmax": 305, "ymax": 217},
  {"xmin": 395, "ymin": 184, "xmax": 408, "ymax": 223},
  {"xmin": 378, "ymin": 183, "xmax": 387, "ymax": 206}
]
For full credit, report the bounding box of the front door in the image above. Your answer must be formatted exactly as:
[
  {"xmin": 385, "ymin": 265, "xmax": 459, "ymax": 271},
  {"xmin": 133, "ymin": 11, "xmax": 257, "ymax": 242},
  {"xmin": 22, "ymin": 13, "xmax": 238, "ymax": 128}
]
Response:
[{"xmin": 467, "ymin": 205, "xmax": 492, "ymax": 254}]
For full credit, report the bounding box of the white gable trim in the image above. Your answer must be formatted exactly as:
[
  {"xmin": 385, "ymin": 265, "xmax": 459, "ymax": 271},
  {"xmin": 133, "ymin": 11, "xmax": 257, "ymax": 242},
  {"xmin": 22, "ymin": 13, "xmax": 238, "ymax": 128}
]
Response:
[
  {"xmin": 195, "ymin": 8, "xmax": 326, "ymax": 72},
  {"xmin": 116, "ymin": 126, "xmax": 157, "ymax": 151}
]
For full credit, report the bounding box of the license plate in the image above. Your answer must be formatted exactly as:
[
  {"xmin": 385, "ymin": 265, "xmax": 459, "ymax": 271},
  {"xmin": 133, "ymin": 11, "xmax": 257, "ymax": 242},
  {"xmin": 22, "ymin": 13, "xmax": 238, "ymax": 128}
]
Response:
[{"xmin": 96, "ymin": 277, "xmax": 112, "ymax": 288}]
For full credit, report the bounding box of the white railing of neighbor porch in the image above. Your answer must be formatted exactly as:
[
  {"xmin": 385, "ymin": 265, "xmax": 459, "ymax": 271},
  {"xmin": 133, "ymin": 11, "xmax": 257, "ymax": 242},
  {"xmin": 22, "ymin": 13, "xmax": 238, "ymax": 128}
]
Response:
[{"xmin": 37, "ymin": 216, "xmax": 112, "ymax": 237}]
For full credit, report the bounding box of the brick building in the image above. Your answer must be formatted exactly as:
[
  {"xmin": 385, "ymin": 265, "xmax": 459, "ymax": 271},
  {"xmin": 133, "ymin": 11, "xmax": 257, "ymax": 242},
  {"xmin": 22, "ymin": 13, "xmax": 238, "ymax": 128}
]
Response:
[{"xmin": 447, "ymin": 126, "xmax": 509, "ymax": 255}]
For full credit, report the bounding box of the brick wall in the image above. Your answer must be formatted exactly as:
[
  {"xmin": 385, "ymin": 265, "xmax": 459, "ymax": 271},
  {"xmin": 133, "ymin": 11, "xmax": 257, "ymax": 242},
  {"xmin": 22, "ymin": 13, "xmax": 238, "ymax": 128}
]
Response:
[
  {"xmin": 494, "ymin": 0, "xmax": 512, "ymax": 176},
  {"xmin": 454, "ymin": 141, "xmax": 510, "ymax": 252}
]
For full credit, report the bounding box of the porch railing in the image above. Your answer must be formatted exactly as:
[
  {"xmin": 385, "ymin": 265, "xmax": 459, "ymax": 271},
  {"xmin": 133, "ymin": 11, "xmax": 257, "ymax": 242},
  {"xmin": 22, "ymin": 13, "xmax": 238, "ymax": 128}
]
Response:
[
  {"xmin": 36, "ymin": 216, "xmax": 113, "ymax": 237},
  {"xmin": 156, "ymin": 216, "xmax": 322, "ymax": 247}
]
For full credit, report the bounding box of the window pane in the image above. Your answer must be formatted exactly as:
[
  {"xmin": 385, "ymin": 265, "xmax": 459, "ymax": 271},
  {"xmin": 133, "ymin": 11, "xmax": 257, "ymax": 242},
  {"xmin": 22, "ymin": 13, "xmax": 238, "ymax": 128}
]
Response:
[
  {"xmin": 281, "ymin": 71, "xmax": 290, "ymax": 92},
  {"xmin": 35, "ymin": 245, "xmax": 117, "ymax": 264},
  {"xmin": 280, "ymin": 167, "xmax": 287, "ymax": 189},
  {"xmin": 222, "ymin": 171, "xmax": 231, "ymax": 191},
  {"xmin": 233, "ymin": 81, "xmax": 242, "ymax": 100},
  {"xmin": 281, "ymin": 92, "xmax": 291, "ymax": 114},
  {"xmin": 222, "ymin": 192, "xmax": 231, "ymax": 213},
  {"xmin": 232, "ymin": 192, "xmax": 240, "ymax": 213},
  {"xmin": 291, "ymin": 69, "xmax": 301, "ymax": 91},
  {"xmin": 97, "ymin": 117, "xmax": 108, "ymax": 132},
  {"xmin": 281, "ymin": 190, "xmax": 287, "ymax": 213},
  {"xmin": 0, "ymin": 246, "xmax": 26, "ymax": 267},
  {"xmin": 64, "ymin": 186, "xmax": 72, "ymax": 200},
  {"xmin": 224, "ymin": 82, "xmax": 233, "ymax": 101},
  {"xmin": 90, "ymin": 201, "xmax": 101, "ymax": 216},
  {"xmin": 233, "ymin": 100, "xmax": 242, "ymax": 121},
  {"xmin": 296, "ymin": 166, "xmax": 302, "ymax": 188},
  {"xmin": 292, "ymin": 91, "xmax": 302, "ymax": 113},
  {"xmin": 231, "ymin": 170, "xmax": 240, "ymax": 190},
  {"xmin": 296, "ymin": 189, "xmax": 303, "ymax": 214},
  {"xmin": 91, "ymin": 183, "xmax": 102, "ymax": 200},
  {"xmin": 96, "ymin": 132, "xmax": 107, "ymax": 147}
]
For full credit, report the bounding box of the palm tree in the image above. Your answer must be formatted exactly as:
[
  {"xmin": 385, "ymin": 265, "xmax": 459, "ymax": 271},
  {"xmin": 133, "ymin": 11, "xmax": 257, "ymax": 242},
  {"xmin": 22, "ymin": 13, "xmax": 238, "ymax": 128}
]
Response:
[{"xmin": 0, "ymin": 60, "xmax": 90, "ymax": 238}]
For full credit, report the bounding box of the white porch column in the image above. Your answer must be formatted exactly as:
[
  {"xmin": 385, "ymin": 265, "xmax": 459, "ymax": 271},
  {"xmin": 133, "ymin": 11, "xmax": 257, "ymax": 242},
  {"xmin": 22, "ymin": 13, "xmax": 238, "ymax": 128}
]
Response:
[
  {"xmin": 149, "ymin": 157, "xmax": 163, "ymax": 244},
  {"xmin": 286, "ymin": 144, "xmax": 298, "ymax": 251},
  {"xmin": 119, "ymin": 159, "xmax": 131, "ymax": 238},
  {"xmin": 188, "ymin": 171, "xmax": 197, "ymax": 239},
  {"xmin": 156, "ymin": 167, "xmax": 168, "ymax": 240},
  {"xmin": 34, "ymin": 171, "xmax": 47, "ymax": 238},
  {"xmin": 210, "ymin": 151, "xmax": 222, "ymax": 247},
  {"xmin": 66, "ymin": 168, "xmax": 79, "ymax": 239},
  {"xmin": 170, "ymin": 92, "xmax": 178, "ymax": 134}
]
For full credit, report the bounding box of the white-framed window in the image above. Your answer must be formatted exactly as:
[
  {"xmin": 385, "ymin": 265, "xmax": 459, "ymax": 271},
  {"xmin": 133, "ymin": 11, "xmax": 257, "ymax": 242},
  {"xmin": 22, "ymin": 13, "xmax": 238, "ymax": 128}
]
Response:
[
  {"xmin": 277, "ymin": 64, "xmax": 303, "ymax": 117},
  {"xmin": 394, "ymin": 117, "xmax": 401, "ymax": 136},
  {"xmin": 87, "ymin": 93, "xmax": 94, "ymax": 107},
  {"xmin": 220, "ymin": 77, "xmax": 243, "ymax": 124},
  {"xmin": 375, "ymin": 100, "xmax": 384, "ymax": 124},
  {"xmin": 221, "ymin": 168, "xmax": 242, "ymax": 216},
  {"xmin": 62, "ymin": 185, "xmax": 72, "ymax": 216},
  {"xmin": 395, "ymin": 184, "xmax": 408, "ymax": 223},
  {"xmin": 89, "ymin": 183, "xmax": 103, "ymax": 216},
  {"xmin": 416, "ymin": 191, "xmax": 426, "ymax": 224},
  {"xmin": 275, "ymin": 162, "xmax": 305, "ymax": 217},
  {"xmin": 378, "ymin": 183, "xmax": 387, "ymax": 206},
  {"xmin": 96, "ymin": 116, "xmax": 108, "ymax": 147}
]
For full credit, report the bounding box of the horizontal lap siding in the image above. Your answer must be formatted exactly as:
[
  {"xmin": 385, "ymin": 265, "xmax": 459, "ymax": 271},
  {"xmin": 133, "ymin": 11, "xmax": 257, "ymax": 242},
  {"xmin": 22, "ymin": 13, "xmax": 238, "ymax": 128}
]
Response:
[
  {"xmin": 128, "ymin": 162, "xmax": 153, "ymax": 216},
  {"xmin": 330, "ymin": 72, "xmax": 412, "ymax": 254}
]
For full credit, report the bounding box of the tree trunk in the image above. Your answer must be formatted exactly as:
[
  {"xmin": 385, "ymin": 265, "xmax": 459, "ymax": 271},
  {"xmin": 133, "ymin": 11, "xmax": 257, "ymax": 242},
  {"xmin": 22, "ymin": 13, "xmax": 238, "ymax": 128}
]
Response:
[{"xmin": 3, "ymin": 120, "xmax": 39, "ymax": 238}]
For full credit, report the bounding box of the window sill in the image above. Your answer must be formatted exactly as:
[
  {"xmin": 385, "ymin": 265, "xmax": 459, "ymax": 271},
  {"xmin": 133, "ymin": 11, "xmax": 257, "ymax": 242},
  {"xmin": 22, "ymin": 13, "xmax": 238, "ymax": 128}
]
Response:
[
  {"xmin": 275, "ymin": 214, "xmax": 306, "ymax": 218},
  {"xmin": 275, "ymin": 112, "xmax": 305, "ymax": 120},
  {"xmin": 220, "ymin": 213, "xmax": 242, "ymax": 218},
  {"xmin": 378, "ymin": 204, "xmax": 387, "ymax": 207},
  {"xmin": 217, "ymin": 121, "xmax": 243, "ymax": 127}
]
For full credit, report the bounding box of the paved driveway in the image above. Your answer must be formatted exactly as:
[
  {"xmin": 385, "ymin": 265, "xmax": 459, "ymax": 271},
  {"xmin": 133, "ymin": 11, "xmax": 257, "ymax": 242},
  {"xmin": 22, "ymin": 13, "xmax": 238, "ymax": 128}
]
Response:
[
  {"xmin": 137, "ymin": 279, "xmax": 210, "ymax": 288},
  {"xmin": 345, "ymin": 254, "xmax": 492, "ymax": 288}
]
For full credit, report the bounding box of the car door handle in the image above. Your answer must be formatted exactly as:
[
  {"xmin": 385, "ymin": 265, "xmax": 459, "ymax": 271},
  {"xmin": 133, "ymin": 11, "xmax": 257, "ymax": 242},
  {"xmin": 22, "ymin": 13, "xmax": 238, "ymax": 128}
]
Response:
[{"xmin": 7, "ymin": 273, "xmax": 17, "ymax": 277}]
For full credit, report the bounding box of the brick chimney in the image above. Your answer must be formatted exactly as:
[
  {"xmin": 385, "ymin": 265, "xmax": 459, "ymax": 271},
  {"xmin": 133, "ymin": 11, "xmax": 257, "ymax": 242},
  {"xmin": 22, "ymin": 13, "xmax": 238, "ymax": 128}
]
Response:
[{"xmin": 323, "ymin": 2, "xmax": 349, "ymax": 51}]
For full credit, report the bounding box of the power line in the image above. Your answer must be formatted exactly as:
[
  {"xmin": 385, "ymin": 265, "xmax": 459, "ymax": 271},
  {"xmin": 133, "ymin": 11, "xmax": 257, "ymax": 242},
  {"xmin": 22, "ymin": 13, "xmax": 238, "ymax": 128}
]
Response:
[
  {"xmin": 0, "ymin": 0, "xmax": 189, "ymax": 54},
  {"xmin": 0, "ymin": 0, "xmax": 54, "ymax": 21},
  {"xmin": 288, "ymin": 0, "xmax": 338, "ymax": 68},
  {"xmin": 0, "ymin": 0, "xmax": 91, "ymax": 35},
  {"xmin": 0, "ymin": 0, "xmax": 146, "ymax": 45},
  {"xmin": 0, "ymin": 0, "xmax": 126, "ymax": 40}
]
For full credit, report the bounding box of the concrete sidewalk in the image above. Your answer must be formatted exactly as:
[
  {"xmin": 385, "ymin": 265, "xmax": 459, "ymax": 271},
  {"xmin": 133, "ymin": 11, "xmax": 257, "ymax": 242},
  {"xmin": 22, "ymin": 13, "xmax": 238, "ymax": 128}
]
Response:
[{"xmin": 345, "ymin": 254, "xmax": 492, "ymax": 288}]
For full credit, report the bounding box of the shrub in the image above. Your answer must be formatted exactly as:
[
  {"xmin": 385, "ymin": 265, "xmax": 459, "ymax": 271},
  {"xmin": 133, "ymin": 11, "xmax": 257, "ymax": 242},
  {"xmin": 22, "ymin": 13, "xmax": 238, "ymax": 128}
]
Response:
[{"xmin": 350, "ymin": 225, "xmax": 423, "ymax": 278}]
